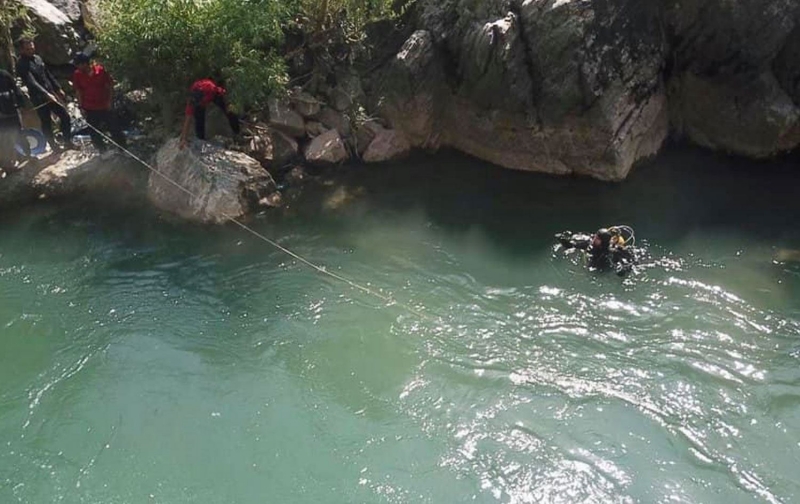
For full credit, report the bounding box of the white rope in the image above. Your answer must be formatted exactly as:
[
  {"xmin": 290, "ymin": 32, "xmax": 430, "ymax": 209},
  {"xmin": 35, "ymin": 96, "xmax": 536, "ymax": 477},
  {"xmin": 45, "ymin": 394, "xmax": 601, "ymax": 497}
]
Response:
[{"xmin": 83, "ymin": 122, "xmax": 434, "ymax": 322}]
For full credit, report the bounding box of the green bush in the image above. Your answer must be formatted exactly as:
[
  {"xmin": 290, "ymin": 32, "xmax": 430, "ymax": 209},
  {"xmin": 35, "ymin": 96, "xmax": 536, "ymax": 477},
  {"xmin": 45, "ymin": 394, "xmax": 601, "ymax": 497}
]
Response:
[
  {"xmin": 95, "ymin": 0, "xmax": 292, "ymax": 116},
  {"xmin": 295, "ymin": 0, "xmax": 399, "ymax": 43},
  {"xmin": 0, "ymin": 0, "xmax": 34, "ymax": 73},
  {"xmin": 94, "ymin": 0, "xmax": 404, "ymax": 124}
]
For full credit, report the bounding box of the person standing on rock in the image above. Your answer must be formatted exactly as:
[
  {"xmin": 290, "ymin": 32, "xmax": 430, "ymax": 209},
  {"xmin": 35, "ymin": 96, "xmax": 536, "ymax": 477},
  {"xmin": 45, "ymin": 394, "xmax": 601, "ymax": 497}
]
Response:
[
  {"xmin": 71, "ymin": 53, "xmax": 126, "ymax": 152},
  {"xmin": 0, "ymin": 68, "xmax": 32, "ymax": 175},
  {"xmin": 15, "ymin": 38, "xmax": 77, "ymax": 153},
  {"xmin": 179, "ymin": 77, "xmax": 240, "ymax": 150}
]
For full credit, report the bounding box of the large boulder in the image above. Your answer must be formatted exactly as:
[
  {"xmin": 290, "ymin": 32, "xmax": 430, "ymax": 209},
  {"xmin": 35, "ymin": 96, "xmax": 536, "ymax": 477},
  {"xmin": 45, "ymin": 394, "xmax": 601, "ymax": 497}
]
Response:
[
  {"xmin": 317, "ymin": 107, "xmax": 352, "ymax": 137},
  {"xmin": 244, "ymin": 126, "xmax": 300, "ymax": 169},
  {"xmin": 665, "ymin": 0, "xmax": 800, "ymax": 157},
  {"xmin": 363, "ymin": 127, "xmax": 411, "ymax": 163},
  {"xmin": 354, "ymin": 120, "xmax": 384, "ymax": 156},
  {"xmin": 362, "ymin": 0, "xmax": 800, "ymax": 178},
  {"xmin": 665, "ymin": 0, "xmax": 800, "ymax": 78},
  {"xmin": 0, "ymin": 150, "xmax": 146, "ymax": 208},
  {"xmin": 150, "ymin": 139, "xmax": 277, "ymax": 224},
  {"xmin": 774, "ymin": 26, "xmax": 800, "ymax": 106},
  {"xmin": 271, "ymin": 130, "xmax": 299, "ymax": 166},
  {"xmin": 20, "ymin": 0, "xmax": 83, "ymax": 66},
  {"xmin": 367, "ymin": 0, "xmax": 669, "ymax": 180},
  {"xmin": 245, "ymin": 126, "xmax": 274, "ymax": 165},
  {"xmin": 671, "ymin": 72, "xmax": 800, "ymax": 157},
  {"xmin": 303, "ymin": 129, "xmax": 349, "ymax": 165},
  {"xmin": 290, "ymin": 90, "xmax": 322, "ymax": 118}
]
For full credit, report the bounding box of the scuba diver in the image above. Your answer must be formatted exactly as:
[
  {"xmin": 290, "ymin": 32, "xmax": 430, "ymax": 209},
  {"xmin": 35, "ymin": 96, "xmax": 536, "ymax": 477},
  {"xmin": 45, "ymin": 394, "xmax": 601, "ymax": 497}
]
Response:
[{"xmin": 556, "ymin": 226, "xmax": 637, "ymax": 276}]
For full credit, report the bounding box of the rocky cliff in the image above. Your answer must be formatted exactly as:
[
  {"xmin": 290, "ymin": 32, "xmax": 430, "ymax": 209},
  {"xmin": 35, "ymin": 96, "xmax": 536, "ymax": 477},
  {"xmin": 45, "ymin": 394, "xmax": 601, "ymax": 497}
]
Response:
[
  {"xmin": 364, "ymin": 0, "xmax": 800, "ymax": 180},
  {"xmin": 17, "ymin": 0, "xmax": 800, "ymax": 182}
]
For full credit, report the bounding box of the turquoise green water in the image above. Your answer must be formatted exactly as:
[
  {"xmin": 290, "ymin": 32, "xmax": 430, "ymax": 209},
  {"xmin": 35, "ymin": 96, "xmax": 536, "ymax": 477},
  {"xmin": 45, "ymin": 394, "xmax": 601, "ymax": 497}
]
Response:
[{"xmin": 1, "ymin": 147, "xmax": 800, "ymax": 503}]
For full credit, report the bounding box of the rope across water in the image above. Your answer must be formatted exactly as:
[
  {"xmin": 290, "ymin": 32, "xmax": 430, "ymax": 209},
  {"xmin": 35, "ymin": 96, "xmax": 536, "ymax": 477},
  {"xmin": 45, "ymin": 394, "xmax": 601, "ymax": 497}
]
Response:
[{"xmin": 83, "ymin": 123, "xmax": 436, "ymax": 323}]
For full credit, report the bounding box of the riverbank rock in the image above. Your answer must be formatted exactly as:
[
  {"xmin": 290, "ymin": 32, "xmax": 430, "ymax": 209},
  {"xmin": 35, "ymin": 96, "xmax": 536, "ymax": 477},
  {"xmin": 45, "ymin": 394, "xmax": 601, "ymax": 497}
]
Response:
[
  {"xmin": 360, "ymin": 0, "xmax": 800, "ymax": 179},
  {"xmin": 0, "ymin": 150, "xmax": 146, "ymax": 208},
  {"xmin": 290, "ymin": 91, "xmax": 322, "ymax": 118},
  {"xmin": 366, "ymin": 1, "xmax": 668, "ymax": 180},
  {"xmin": 246, "ymin": 127, "xmax": 274, "ymax": 165},
  {"xmin": 354, "ymin": 121, "xmax": 383, "ymax": 156},
  {"xmin": 304, "ymin": 129, "xmax": 349, "ymax": 165},
  {"xmin": 317, "ymin": 107, "xmax": 352, "ymax": 137},
  {"xmin": 671, "ymin": 72, "xmax": 800, "ymax": 157},
  {"xmin": 363, "ymin": 127, "xmax": 411, "ymax": 163},
  {"xmin": 150, "ymin": 139, "xmax": 277, "ymax": 224},
  {"xmin": 268, "ymin": 98, "xmax": 306, "ymax": 138},
  {"xmin": 665, "ymin": 0, "xmax": 800, "ymax": 158},
  {"xmin": 271, "ymin": 130, "xmax": 299, "ymax": 166}
]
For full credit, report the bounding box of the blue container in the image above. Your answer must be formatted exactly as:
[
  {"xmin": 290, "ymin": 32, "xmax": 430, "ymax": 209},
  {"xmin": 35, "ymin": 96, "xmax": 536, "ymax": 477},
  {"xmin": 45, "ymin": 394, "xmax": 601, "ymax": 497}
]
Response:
[{"xmin": 16, "ymin": 129, "xmax": 47, "ymax": 156}]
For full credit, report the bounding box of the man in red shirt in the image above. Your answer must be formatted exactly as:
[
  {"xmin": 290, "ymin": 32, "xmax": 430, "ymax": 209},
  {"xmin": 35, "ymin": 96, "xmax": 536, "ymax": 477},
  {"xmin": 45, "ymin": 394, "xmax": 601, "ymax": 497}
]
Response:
[
  {"xmin": 179, "ymin": 78, "xmax": 240, "ymax": 150},
  {"xmin": 72, "ymin": 53, "xmax": 126, "ymax": 151}
]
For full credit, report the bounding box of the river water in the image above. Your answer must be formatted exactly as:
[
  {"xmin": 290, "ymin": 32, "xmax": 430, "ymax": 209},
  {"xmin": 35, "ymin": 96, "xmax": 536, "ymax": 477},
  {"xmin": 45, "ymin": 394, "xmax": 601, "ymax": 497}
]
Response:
[{"xmin": 1, "ymin": 146, "xmax": 799, "ymax": 503}]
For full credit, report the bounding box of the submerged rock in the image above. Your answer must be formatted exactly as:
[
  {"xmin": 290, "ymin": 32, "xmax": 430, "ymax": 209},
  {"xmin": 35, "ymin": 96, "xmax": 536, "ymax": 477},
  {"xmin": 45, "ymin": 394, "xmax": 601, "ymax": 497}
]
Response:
[{"xmin": 150, "ymin": 139, "xmax": 277, "ymax": 224}]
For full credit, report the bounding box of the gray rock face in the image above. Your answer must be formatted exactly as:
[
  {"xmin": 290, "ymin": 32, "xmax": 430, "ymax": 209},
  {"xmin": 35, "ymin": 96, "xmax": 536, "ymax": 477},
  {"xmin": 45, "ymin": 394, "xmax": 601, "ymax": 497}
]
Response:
[
  {"xmin": 672, "ymin": 72, "xmax": 800, "ymax": 158},
  {"xmin": 290, "ymin": 90, "xmax": 322, "ymax": 118},
  {"xmin": 317, "ymin": 107, "xmax": 352, "ymax": 137},
  {"xmin": 267, "ymin": 98, "xmax": 306, "ymax": 138},
  {"xmin": 365, "ymin": 0, "xmax": 800, "ymax": 179},
  {"xmin": 354, "ymin": 120, "xmax": 384, "ymax": 156},
  {"xmin": 45, "ymin": 0, "xmax": 81, "ymax": 21},
  {"xmin": 774, "ymin": 26, "xmax": 800, "ymax": 106},
  {"xmin": 0, "ymin": 151, "xmax": 146, "ymax": 208},
  {"xmin": 368, "ymin": 0, "xmax": 669, "ymax": 180},
  {"xmin": 363, "ymin": 127, "xmax": 411, "ymax": 163},
  {"xmin": 666, "ymin": 0, "xmax": 800, "ymax": 157},
  {"xmin": 666, "ymin": 0, "xmax": 800, "ymax": 77},
  {"xmin": 20, "ymin": 0, "xmax": 83, "ymax": 65},
  {"xmin": 150, "ymin": 139, "xmax": 276, "ymax": 224},
  {"xmin": 271, "ymin": 130, "xmax": 299, "ymax": 166}
]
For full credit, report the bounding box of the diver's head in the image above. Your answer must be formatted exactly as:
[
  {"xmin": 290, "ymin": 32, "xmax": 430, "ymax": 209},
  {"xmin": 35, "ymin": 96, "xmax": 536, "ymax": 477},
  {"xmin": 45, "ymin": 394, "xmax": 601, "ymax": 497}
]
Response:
[{"xmin": 593, "ymin": 228, "xmax": 612, "ymax": 248}]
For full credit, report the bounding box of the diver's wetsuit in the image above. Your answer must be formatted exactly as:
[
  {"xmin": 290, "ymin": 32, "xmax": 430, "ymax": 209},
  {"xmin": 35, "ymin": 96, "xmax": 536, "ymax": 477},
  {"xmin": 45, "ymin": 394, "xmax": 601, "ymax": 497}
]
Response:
[{"xmin": 557, "ymin": 229, "xmax": 636, "ymax": 275}]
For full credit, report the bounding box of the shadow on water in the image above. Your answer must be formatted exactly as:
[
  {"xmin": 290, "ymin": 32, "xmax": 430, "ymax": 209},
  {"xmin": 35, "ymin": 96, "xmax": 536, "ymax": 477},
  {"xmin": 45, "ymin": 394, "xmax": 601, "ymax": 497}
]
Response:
[
  {"xmin": 318, "ymin": 143, "xmax": 800, "ymax": 256},
  {"xmin": 7, "ymin": 141, "xmax": 799, "ymax": 266}
]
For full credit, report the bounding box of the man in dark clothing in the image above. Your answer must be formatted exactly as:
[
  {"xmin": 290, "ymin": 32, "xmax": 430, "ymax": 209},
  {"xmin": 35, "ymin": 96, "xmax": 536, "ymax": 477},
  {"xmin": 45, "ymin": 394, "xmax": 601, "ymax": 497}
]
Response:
[
  {"xmin": 0, "ymin": 68, "xmax": 31, "ymax": 173},
  {"xmin": 179, "ymin": 78, "xmax": 240, "ymax": 149},
  {"xmin": 72, "ymin": 53, "xmax": 125, "ymax": 152},
  {"xmin": 557, "ymin": 227, "xmax": 637, "ymax": 276},
  {"xmin": 15, "ymin": 38, "xmax": 76, "ymax": 152}
]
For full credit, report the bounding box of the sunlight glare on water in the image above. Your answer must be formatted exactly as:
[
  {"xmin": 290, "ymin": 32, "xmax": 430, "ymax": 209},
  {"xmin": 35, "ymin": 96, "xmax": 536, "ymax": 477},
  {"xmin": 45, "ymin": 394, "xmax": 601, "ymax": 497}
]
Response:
[{"xmin": 1, "ymin": 147, "xmax": 800, "ymax": 503}]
